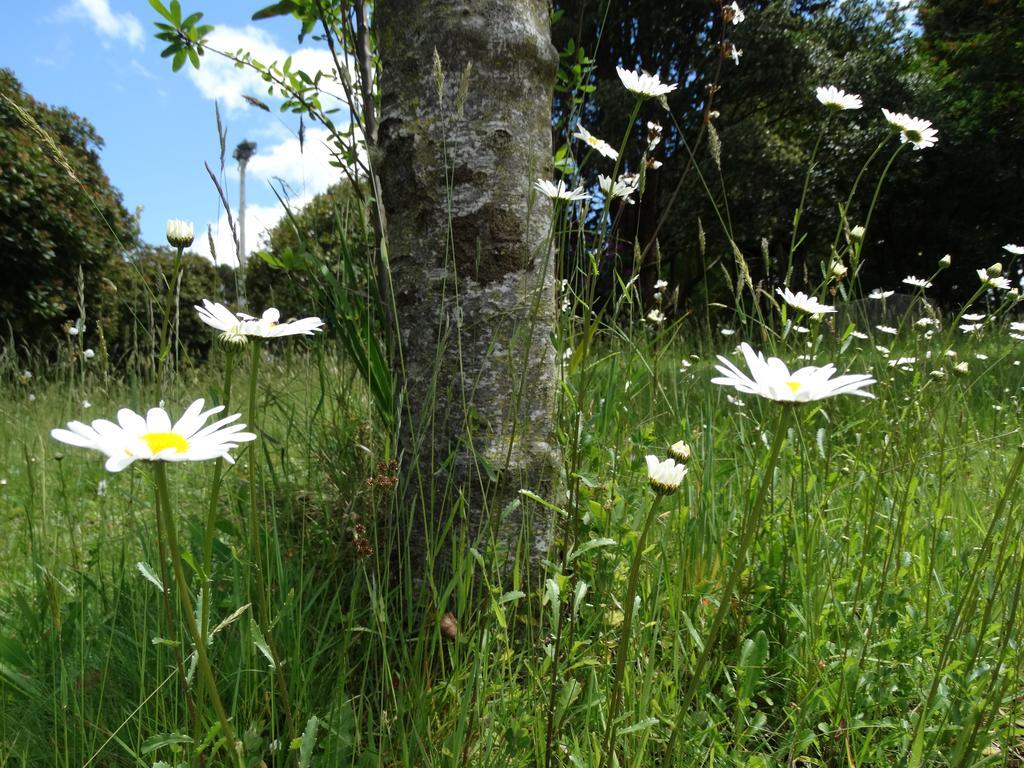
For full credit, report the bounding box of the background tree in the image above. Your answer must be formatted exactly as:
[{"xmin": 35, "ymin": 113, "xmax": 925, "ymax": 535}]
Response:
[
  {"xmin": 879, "ymin": 0, "xmax": 1024, "ymax": 303},
  {"xmin": 549, "ymin": 0, "xmax": 977, "ymax": 311},
  {"xmin": 0, "ymin": 68, "xmax": 137, "ymax": 354}
]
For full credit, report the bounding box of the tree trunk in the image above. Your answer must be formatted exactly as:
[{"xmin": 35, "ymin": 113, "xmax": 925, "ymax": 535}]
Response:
[{"xmin": 377, "ymin": 0, "xmax": 561, "ymax": 597}]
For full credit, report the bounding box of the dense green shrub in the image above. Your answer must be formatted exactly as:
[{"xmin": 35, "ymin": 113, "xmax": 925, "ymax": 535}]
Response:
[
  {"xmin": 99, "ymin": 246, "xmax": 222, "ymax": 368},
  {"xmin": 0, "ymin": 69, "xmax": 137, "ymax": 355}
]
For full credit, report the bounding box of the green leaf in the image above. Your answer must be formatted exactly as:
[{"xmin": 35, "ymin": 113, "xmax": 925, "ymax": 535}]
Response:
[
  {"xmin": 135, "ymin": 561, "xmax": 164, "ymax": 592},
  {"xmin": 250, "ymin": 617, "xmax": 276, "ymax": 669},
  {"xmin": 297, "ymin": 715, "xmax": 319, "ymax": 768},
  {"xmin": 171, "ymin": 49, "xmax": 187, "ymax": 72},
  {"xmin": 738, "ymin": 630, "xmax": 769, "ymax": 704},
  {"xmin": 148, "ymin": 0, "xmax": 175, "ymax": 23},
  {"xmin": 141, "ymin": 733, "xmax": 193, "ymax": 755},
  {"xmin": 252, "ymin": 0, "xmax": 299, "ymax": 21},
  {"xmin": 569, "ymin": 537, "xmax": 616, "ymax": 562}
]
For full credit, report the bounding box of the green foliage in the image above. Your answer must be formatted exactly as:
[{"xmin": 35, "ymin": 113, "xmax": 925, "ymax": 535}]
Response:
[
  {"xmin": 0, "ymin": 69, "xmax": 137, "ymax": 355},
  {"xmin": 149, "ymin": 0, "xmax": 214, "ymax": 72},
  {"xmin": 246, "ymin": 183, "xmax": 365, "ymax": 319}
]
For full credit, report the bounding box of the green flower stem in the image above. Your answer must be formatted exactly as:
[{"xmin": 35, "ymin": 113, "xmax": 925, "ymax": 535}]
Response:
[
  {"xmin": 599, "ymin": 492, "xmax": 664, "ymax": 768},
  {"xmin": 199, "ymin": 346, "xmax": 237, "ymax": 671},
  {"xmin": 153, "ymin": 484, "xmax": 197, "ymax": 731},
  {"xmin": 244, "ymin": 340, "xmax": 296, "ymax": 745},
  {"xmin": 153, "ymin": 462, "xmax": 243, "ymax": 768},
  {"xmin": 786, "ymin": 119, "xmax": 829, "ymax": 286},
  {"xmin": 830, "ymin": 135, "xmax": 890, "ymax": 256},
  {"xmin": 857, "ymin": 141, "xmax": 906, "ymax": 256},
  {"xmin": 664, "ymin": 405, "xmax": 791, "ymax": 762},
  {"xmin": 155, "ymin": 244, "xmax": 184, "ymax": 391}
]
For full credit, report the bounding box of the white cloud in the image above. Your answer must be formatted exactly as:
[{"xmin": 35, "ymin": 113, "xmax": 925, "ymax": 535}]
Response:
[
  {"xmin": 188, "ymin": 25, "xmax": 351, "ymax": 114},
  {"xmin": 61, "ymin": 0, "xmax": 144, "ymax": 48},
  {"xmin": 193, "ymin": 195, "xmax": 315, "ymax": 268}
]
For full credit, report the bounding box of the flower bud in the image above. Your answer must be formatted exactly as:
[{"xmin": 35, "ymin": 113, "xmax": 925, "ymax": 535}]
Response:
[
  {"xmin": 166, "ymin": 219, "xmax": 195, "ymax": 249},
  {"xmin": 938, "ymin": 254, "xmax": 951, "ymax": 268},
  {"xmin": 850, "ymin": 225, "xmax": 865, "ymax": 242},
  {"xmin": 668, "ymin": 441, "xmax": 692, "ymax": 464},
  {"xmin": 830, "ymin": 261, "xmax": 848, "ymax": 280},
  {"xmin": 986, "ymin": 262, "xmax": 1003, "ymax": 278}
]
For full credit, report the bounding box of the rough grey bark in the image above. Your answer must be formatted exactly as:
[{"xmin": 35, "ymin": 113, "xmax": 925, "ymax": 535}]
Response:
[{"xmin": 377, "ymin": 0, "xmax": 561, "ymax": 593}]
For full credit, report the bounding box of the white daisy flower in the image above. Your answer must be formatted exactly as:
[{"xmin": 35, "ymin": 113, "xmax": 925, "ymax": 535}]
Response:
[
  {"xmin": 535, "ymin": 178, "xmax": 589, "ymax": 201},
  {"xmin": 959, "ymin": 322, "xmax": 983, "ymax": 333},
  {"xmin": 876, "ymin": 345, "xmax": 891, "ymax": 355},
  {"xmin": 777, "ymin": 287, "xmax": 835, "ymax": 315},
  {"xmin": 645, "ymin": 455, "xmax": 687, "ymax": 494},
  {"xmin": 598, "ymin": 174, "xmax": 638, "ymax": 203},
  {"xmin": 888, "ymin": 357, "xmax": 917, "ymax": 367},
  {"xmin": 646, "ymin": 309, "xmax": 666, "ymax": 324},
  {"xmin": 977, "ymin": 268, "xmax": 1011, "ymax": 290},
  {"xmin": 876, "ymin": 325, "xmax": 898, "ymax": 335},
  {"xmin": 573, "ymin": 125, "xmax": 618, "ymax": 160},
  {"xmin": 83, "ymin": 348, "xmax": 96, "ymax": 360},
  {"xmin": 869, "ymin": 289, "xmax": 895, "ymax": 299},
  {"xmin": 720, "ymin": 328, "xmax": 736, "ymax": 336},
  {"xmin": 881, "ymin": 109, "xmax": 938, "ymax": 150},
  {"xmin": 195, "ymin": 300, "xmax": 250, "ymax": 344},
  {"xmin": 1003, "ymin": 244, "xmax": 1024, "ymax": 256},
  {"xmin": 915, "ymin": 317, "xmax": 939, "ymax": 328},
  {"xmin": 850, "ymin": 330, "xmax": 869, "ymax": 340},
  {"xmin": 902, "ymin": 276, "xmax": 932, "ymax": 289},
  {"xmin": 962, "ymin": 313, "xmax": 986, "ymax": 322},
  {"xmin": 654, "ymin": 279, "xmax": 668, "ymax": 291},
  {"xmin": 1010, "ymin": 321, "xmax": 1024, "ymax": 332},
  {"xmin": 712, "ymin": 342, "xmax": 875, "ymax": 403},
  {"xmin": 724, "ymin": 1, "xmax": 745, "ymax": 24},
  {"xmin": 238, "ymin": 308, "xmax": 325, "ymax": 339},
  {"xmin": 51, "ymin": 399, "xmax": 256, "ymax": 473},
  {"xmin": 816, "ymin": 86, "xmax": 862, "ymax": 111},
  {"xmin": 196, "ymin": 300, "xmax": 324, "ymax": 343},
  {"xmin": 616, "ymin": 66, "xmax": 677, "ymax": 98}
]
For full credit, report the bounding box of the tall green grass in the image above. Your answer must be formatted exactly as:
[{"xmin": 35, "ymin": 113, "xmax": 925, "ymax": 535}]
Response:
[{"xmin": 2, "ymin": 311, "xmax": 1023, "ymax": 765}]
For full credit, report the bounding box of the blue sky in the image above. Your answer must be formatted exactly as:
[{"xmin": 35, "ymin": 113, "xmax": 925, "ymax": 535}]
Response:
[{"xmin": 1, "ymin": 0, "xmax": 351, "ymax": 266}]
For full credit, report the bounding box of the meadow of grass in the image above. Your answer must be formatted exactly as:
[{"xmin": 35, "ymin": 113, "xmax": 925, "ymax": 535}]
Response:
[{"xmin": 2, "ymin": 293, "xmax": 1023, "ymax": 766}]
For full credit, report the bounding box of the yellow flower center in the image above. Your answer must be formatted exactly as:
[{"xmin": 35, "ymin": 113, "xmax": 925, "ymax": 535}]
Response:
[
  {"xmin": 142, "ymin": 432, "xmax": 190, "ymax": 454},
  {"xmin": 785, "ymin": 381, "xmax": 801, "ymax": 394},
  {"xmin": 587, "ymin": 137, "xmax": 599, "ymax": 147}
]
